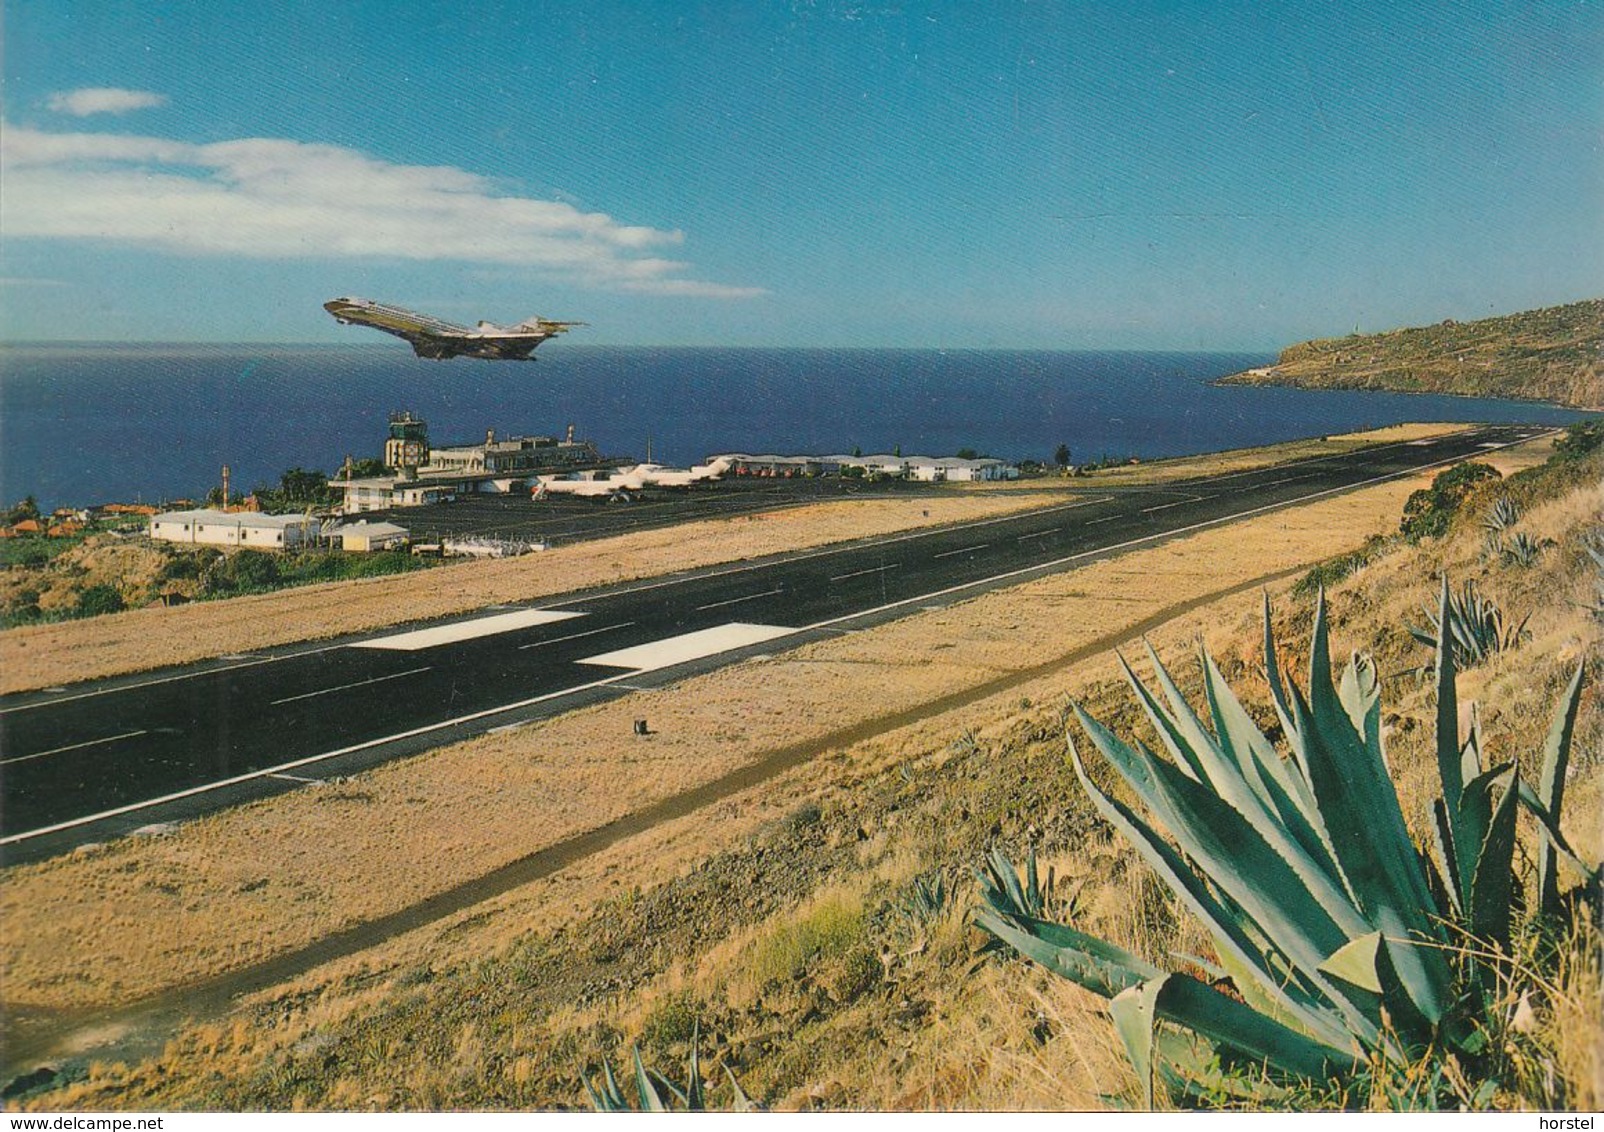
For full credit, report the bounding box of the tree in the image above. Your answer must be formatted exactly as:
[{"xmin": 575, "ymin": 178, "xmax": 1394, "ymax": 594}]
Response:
[
  {"xmin": 6, "ymin": 495, "xmax": 41, "ymax": 525},
  {"xmin": 278, "ymin": 466, "xmax": 332, "ymax": 504},
  {"xmin": 956, "ymin": 447, "xmax": 979, "ymax": 460},
  {"xmin": 1053, "ymin": 444, "xmax": 1071, "ymax": 468}
]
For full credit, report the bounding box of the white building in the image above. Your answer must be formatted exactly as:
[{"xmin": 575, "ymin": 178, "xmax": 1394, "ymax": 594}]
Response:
[
  {"xmin": 900, "ymin": 456, "xmax": 1016, "ymax": 482},
  {"xmin": 149, "ymin": 509, "xmax": 320, "ymax": 550},
  {"xmin": 327, "ymin": 520, "xmax": 410, "ymax": 552}
]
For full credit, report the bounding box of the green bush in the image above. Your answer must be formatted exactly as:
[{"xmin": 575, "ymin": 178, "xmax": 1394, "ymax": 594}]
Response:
[
  {"xmin": 75, "ymin": 584, "xmax": 126, "ymax": 617},
  {"xmin": 1292, "ymin": 536, "xmax": 1387, "ymax": 599},
  {"xmin": 1400, "ymin": 462, "xmax": 1500, "ymax": 542},
  {"xmin": 1550, "ymin": 421, "xmax": 1602, "ymax": 463}
]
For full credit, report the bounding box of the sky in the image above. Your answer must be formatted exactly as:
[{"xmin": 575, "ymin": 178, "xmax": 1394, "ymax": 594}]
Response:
[{"xmin": 1, "ymin": 1, "xmax": 1599, "ymax": 349}]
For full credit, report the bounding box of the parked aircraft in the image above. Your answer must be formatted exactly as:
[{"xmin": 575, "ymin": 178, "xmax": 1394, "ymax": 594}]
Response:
[
  {"xmin": 323, "ymin": 297, "xmax": 582, "ymax": 360},
  {"xmin": 532, "ymin": 458, "xmax": 732, "ymax": 500}
]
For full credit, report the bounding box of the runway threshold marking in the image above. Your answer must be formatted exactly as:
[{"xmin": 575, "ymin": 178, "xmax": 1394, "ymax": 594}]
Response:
[
  {"xmin": 518, "ymin": 622, "xmax": 636, "ymax": 650},
  {"xmin": 831, "ymin": 563, "xmax": 900, "ymax": 582},
  {"xmin": 579, "ymin": 623, "xmax": 797, "ymax": 673},
  {"xmin": 269, "ymin": 667, "xmax": 433, "ymax": 706},
  {"xmin": 353, "ymin": 609, "xmax": 584, "ymax": 651},
  {"xmin": 1, "ymin": 429, "xmax": 1536, "ymax": 847},
  {"xmin": 0, "ymin": 729, "xmax": 149, "ymax": 766},
  {"xmin": 696, "ymin": 588, "xmax": 784, "ymax": 612}
]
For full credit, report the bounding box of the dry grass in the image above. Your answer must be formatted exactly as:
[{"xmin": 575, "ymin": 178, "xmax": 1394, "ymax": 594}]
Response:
[
  {"xmin": 0, "ymin": 492, "xmax": 1062, "ymax": 695},
  {"xmin": 0, "ymin": 423, "xmax": 1472, "ymax": 696},
  {"xmin": 0, "ymin": 458, "xmax": 1454, "ymax": 1011},
  {"xmin": 8, "ymin": 432, "xmax": 1596, "ymax": 1114}
]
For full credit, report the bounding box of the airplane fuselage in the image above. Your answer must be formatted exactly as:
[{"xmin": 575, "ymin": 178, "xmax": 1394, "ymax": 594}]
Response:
[{"xmin": 323, "ymin": 297, "xmax": 580, "ymax": 360}]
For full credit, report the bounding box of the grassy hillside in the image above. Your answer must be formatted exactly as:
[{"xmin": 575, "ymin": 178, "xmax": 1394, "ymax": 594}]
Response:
[
  {"xmin": 1225, "ymin": 298, "xmax": 1603, "ymax": 410},
  {"xmin": 14, "ymin": 436, "xmax": 1600, "ymax": 1113}
]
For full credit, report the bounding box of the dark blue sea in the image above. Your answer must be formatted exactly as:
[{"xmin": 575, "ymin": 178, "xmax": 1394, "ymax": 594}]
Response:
[{"xmin": 0, "ymin": 344, "xmax": 1590, "ymax": 509}]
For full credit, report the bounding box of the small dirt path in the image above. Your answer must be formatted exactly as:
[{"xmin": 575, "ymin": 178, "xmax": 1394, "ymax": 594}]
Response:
[{"xmin": 0, "ymin": 561, "xmax": 1303, "ymax": 1081}]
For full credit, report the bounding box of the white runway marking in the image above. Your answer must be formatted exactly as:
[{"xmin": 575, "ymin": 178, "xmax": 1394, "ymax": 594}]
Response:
[
  {"xmin": 1086, "ymin": 514, "xmax": 1119, "ymax": 524},
  {"xmin": 934, "ymin": 544, "xmax": 989, "ymax": 559},
  {"xmin": 2, "ymin": 729, "xmax": 148, "ymax": 766},
  {"xmin": 518, "ymin": 622, "xmax": 635, "ymax": 650},
  {"xmin": 1017, "ymin": 528, "xmax": 1061, "ymax": 541},
  {"xmin": 270, "ymin": 667, "xmax": 432, "ymax": 705},
  {"xmin": 696, "ymin": 588, "xmax": 783, "ymax": 612},
  {"xmin": 831, "ymin": 563, "xmax": 900, "ymax": 582},
  {"xmin": 353, "ymin": 609, "xmax": 583, "ymax": 651},
  {"xmin": 580, "ymin": 623, "xmax": 796, "ymax": 672},
  {"xmin": 1140, "ymin": 499, "xmax": 1191, "ymax": 513}
]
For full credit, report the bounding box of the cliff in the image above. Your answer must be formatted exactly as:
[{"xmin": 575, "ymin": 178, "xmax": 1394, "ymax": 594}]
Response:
[{"xmin": 1224, "ymin": 298, "xmax": 1603, "ymax": 410}]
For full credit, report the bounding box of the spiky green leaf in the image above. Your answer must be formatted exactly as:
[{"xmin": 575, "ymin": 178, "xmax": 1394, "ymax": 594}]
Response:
[
  {"xmin": 1111, "ymin": 976, "xmax": 1166, "ymax": 1110},
  {"xmin": 1534, "ymin": 662, "xmax": 1586, "ymax": 914}
]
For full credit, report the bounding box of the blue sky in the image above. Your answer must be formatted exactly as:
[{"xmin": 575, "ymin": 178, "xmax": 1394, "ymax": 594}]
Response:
[{"xmin": 2, "ymin": 1, "xmax": 1599, "ymax": 349}]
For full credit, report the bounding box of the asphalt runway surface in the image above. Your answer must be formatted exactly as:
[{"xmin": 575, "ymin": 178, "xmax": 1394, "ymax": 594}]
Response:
[
  {"xmin": 367, "ymin": 475, "xmax": 944, "ymax": 545},
  {"xmin": 0, "ymin": 425, "xmax": 1545, "ymax": 862}
]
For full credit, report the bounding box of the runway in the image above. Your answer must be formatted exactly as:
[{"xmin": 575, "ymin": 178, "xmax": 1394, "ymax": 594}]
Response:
[{"xmin": 0, "ymin": 425, "xmax": 1545, "ymax": 862}]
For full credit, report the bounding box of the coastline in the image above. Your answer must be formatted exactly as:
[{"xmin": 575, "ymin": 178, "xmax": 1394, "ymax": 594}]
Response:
[{"xmin": 1213, "ymin": 365, "xmax": 1603, "ymax": 413}]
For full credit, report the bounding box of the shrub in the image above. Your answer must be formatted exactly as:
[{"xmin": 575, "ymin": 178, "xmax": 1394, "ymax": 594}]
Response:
[
  {"xmin": 76, "ymin": 584, "xmax": 125, "ymax": 617},
  {"xmin": 974, "ymin": 587, "xmax": 1594, "ymax": 1109},
  {"xmin": 1550, "ymin": 421, "xmax": 1602, "ymax": 463},
  {"xmin": 1292, "ymin": 536, "xmax": 1386, "ymax": 599},
  {"xmin": 1400, "ymin": 462, "xmax": 1500, "ymax": 542},
  {"xmin": 640, "ymin": 992, "xmax": 701, "ymax": 1049}
]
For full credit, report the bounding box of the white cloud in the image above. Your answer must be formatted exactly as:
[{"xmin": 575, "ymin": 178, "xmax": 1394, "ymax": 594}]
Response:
[
  {"xmin": 0, "ymin": 124, "xmax": 766, "ymax": 298},
  {"xmin": 46, "ymin": 88, "xmax": 168, "ymax": 117}
]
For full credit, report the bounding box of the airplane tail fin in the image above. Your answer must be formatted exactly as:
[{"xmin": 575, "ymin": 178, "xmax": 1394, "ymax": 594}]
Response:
[{"xmin": 514, "ymin": 317, "xmax": 585, "ymax": 334}]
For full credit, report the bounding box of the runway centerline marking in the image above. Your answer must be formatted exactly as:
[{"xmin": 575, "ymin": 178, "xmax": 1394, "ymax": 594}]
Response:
[
  {"xmin": 934, "ymin": 544, "xmax": 989, "ymax": 559},
  {"xmin": 696, "ymin": 588, "xmax": 784, "ymax": 612},
  {"xmin": 353, "ymin": 609, "xmax": 584, "ymax": 651},
  {"xmin": 580, "ymin": 623, "xmax": 797, "ymax": 672},
  {"xmin": 518, "ymin": 622, "xmax": 636, "ymax": 650},
  {"xmin": 1, "ymin": 729, "xmax": 148, "ymax": 766},
  {"xmin": 270, "ymin": 667, "xmax": 433, "ymax": 706},
  {"xmin": 0, "ymin": 428, "xmax": 1543, "ymax": 847},
  {"xmin": 831, "ymin": 563, "xmax": 900, "ymax": 582}
]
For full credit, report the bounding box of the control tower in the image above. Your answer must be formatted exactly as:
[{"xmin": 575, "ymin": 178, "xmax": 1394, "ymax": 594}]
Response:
[{"xmin": 384, "ymin": 411, "xmax": 429, "ymax": 473}]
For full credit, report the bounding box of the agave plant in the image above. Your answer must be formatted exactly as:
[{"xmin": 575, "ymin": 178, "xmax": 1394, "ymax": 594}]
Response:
[
  {"xmin": 1483, "ymin": 496, "xmax": 1521, "ymax": 534},
  {"xmin": 584, "ymin": 1022, "xmax": 757, "ymax": 1112},
  {"xmin": 899, "ymin": 869, "xmax": 953, "ymax": 928},
  {"xmin": 1500, "ymin": 532, "xmax": 1551, "ymax": 568},
  {"xmin": 974, "ymin": 584, "xmax": 1592, "ymax": 1107},
  {"xmin": 1588, "ymin": 535, "xmax": 1604, "ymax": 621},
  {"xmin": 1408, "ymin": 578, "xmax": 1529, "ymax": 668}
]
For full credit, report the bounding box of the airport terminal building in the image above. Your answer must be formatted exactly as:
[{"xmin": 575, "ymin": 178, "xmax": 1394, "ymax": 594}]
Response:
[{"xmin": 333, "ymin": 415, "xmax": 625, "ymax": 514}]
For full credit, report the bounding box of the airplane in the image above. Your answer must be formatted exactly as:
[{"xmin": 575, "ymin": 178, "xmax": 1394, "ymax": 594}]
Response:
[
  {"xmin": 532, "ymin": 458, "xmax": 732, "ymax": 501},
  {"xmin": 323, "ymin": 297, "xmax": 583, "ymax": 360}
]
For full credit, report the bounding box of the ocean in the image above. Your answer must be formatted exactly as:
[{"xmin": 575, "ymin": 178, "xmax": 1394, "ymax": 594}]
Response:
[{"xmin": 0, "ymin": 343, "xmax": 1589, "ymax": 510}]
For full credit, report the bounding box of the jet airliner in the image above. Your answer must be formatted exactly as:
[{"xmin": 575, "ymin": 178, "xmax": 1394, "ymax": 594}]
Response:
[{"xmin": 324, "ymin": 297, "xmax": 582, "ymax": 360}]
